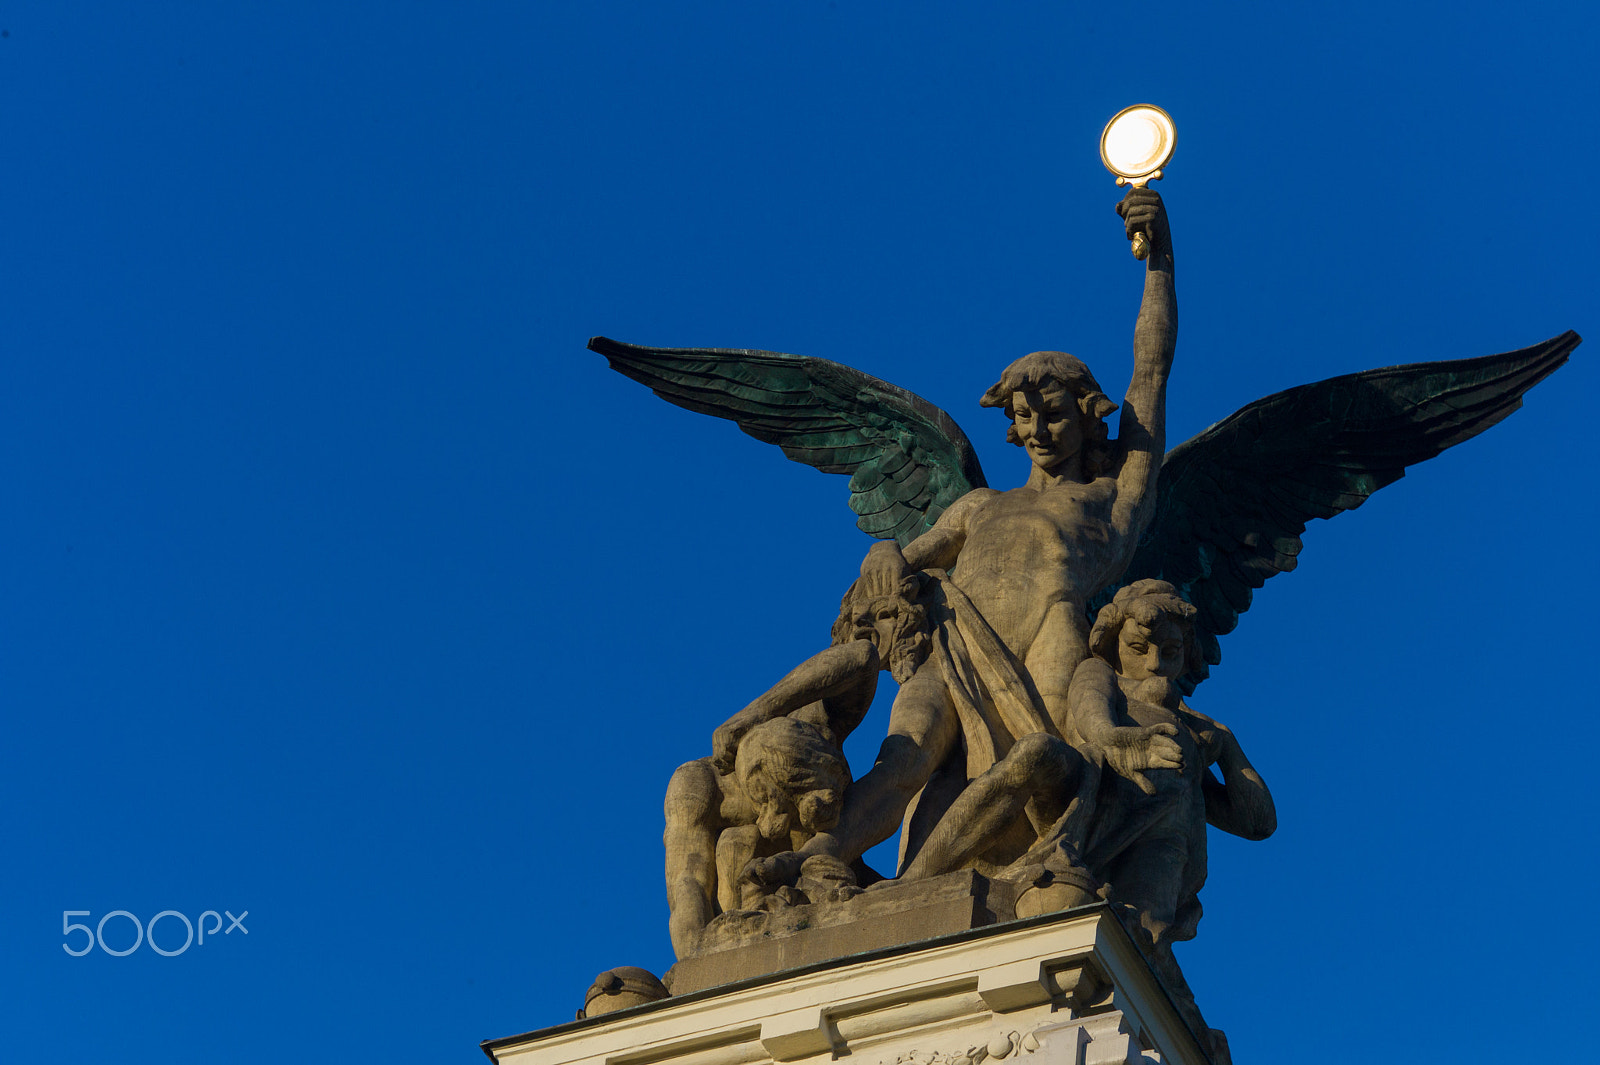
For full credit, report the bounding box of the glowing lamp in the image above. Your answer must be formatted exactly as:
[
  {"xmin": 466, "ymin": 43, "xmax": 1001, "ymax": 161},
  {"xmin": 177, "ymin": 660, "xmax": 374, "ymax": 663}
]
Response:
[{"xmin": 1099, "ymin": 104, "xmax": 1176, "ymax": 259}]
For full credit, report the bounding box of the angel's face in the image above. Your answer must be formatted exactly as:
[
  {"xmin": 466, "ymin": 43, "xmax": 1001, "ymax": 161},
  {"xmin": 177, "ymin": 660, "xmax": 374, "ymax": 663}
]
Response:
[
  {"xmin": 1011, "ymin": 387, "xmax": 1083, "ymax": 474},
  {"xmin": 1117, "ymin": 616, "xmax": 1186, "ymax": 681}
]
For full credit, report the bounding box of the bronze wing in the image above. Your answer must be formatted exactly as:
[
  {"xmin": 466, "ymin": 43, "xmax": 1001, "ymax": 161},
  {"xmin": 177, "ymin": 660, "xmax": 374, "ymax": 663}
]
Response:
[
  {"xmin": 590, "ymin": 337, "xmax": 988, "ymax": 547},
  {"xmin": 1108, "ymin": 330, "xmax": 1580, "ymax": 691}
]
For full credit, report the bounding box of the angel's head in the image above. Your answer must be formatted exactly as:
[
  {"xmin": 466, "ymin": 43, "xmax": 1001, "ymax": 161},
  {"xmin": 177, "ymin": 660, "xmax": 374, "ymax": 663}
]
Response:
[
  {"xmin": 735, "ymin": 717, "xmax": 850, "ymax": 841},
  {"xmin": 830, "ymin": 576, "xmax": 930, "ymax": 684},
  {"xmin": 980, "ymin": 352, "xmax": 1118, "ymax": 479},
  {"xmin": 1089, "ymin": 580, "xmax": 1205, "ymax": 682}
]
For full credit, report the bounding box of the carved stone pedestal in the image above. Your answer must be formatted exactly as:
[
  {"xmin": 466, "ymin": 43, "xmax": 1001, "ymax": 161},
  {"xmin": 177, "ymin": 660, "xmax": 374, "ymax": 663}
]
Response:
[
  {"xmin": 482, "ymin": 906, "xmax": 1219, "ymax": 1065},
  {"xmin": 668, "ymin": 870, "xmax": 1019, "ymax": 994}
]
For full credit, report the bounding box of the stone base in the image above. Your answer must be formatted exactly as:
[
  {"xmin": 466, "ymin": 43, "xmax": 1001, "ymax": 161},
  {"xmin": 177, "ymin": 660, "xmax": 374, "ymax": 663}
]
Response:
[
  {"xmin": 483, "ymin": 905, "xmax": 1221, "ymax": 1065},
  {"xmin": 667, "ymin": 870, "xmax": 1019, "ymax": 994}
]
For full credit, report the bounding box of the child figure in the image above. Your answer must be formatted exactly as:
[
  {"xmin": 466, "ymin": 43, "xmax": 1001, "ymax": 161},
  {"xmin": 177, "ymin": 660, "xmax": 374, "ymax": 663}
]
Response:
[
  {"xmin": 662, "ymin": 576, "xmax": 930, "ymax": 958},
  {"xmin": 1065, "ymin": 579, "xmax": 1276, "ymax": 954},
  {"xmin": 713, "ymin": 716, "xmax": 853, "ymax": 914}
]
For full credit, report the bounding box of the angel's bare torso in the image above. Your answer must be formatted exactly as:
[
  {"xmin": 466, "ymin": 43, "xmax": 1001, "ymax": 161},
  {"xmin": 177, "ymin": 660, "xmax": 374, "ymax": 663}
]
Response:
[{"xmin": 949, "ymin": 477, "xmax": 1125, "ymax": 708}]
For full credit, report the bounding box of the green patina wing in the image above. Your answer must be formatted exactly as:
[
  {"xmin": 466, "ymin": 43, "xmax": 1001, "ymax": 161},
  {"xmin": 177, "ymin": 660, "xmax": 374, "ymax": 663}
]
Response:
[
  {"xmin": 590, "ymin": 337, "xmax": 987, "ymax": 547},
  {"xmin": 1106, "ymin": 330, "xmax": 1579, "ymax": 692}
]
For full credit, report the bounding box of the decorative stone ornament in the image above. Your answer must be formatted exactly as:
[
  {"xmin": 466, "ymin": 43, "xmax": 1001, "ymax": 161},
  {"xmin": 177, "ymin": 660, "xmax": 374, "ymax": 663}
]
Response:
[{"xmin": 578, "ymin": 967, "xmax": 671, "ymax": 1020}]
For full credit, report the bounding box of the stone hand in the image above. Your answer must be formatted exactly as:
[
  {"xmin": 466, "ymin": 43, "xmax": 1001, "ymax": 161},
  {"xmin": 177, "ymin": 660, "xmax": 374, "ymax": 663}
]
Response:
[
  {"xmin": 858, "ymin": 540, "xmax": 911, "ymax": 599},
  {"xmin": 742, "ymin": 850, "xmax": 807, "ymax": 894},
  {"xmin": 711, "ymin": 714, "xmax": 757, "ymax": 774},
  {"xmin": 797, "ymin": 854, "xmax": 861, "ymax": 904},
  {"xmin": 1116, "ymin": 186, "xmax": 1169, "ymax": 257},
  {"xmin": 1104, "ymin": 723, "xmax": 1184, "ymax": 796}
]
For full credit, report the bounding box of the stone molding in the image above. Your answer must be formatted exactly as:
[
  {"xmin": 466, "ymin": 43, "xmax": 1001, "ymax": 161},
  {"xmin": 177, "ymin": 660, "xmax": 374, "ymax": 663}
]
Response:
[{"xmin": 483, "ymin": 907, "xmax": 1209, "ymax": 1065}]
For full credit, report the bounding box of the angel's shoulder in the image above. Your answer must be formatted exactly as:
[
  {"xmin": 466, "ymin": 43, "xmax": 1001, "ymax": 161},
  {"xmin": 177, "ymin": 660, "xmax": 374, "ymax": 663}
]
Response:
[{"xmin": 940, "ymin": 486, "xmax": 1001, "ymax": 520}]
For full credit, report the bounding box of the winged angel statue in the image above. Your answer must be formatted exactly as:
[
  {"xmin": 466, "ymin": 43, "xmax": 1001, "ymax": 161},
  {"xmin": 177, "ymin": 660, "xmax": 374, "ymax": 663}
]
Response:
[{"xmin": 590, "ymin": 189, "xmax": 1578, "ymax": 984}]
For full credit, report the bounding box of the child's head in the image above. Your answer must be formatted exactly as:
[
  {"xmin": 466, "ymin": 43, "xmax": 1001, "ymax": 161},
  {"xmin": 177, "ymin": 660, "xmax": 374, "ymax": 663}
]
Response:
[
  {"xmin": 1089, "ymin": 580, "xmax": 1205, "ymax": 681},
  {"xmin": 734, "ymin": 717, "xmax": 849, "ymax": 841}
]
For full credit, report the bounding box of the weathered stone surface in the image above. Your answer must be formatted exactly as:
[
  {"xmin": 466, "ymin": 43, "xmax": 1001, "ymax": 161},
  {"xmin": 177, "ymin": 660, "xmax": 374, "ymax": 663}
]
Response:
[
  {"xmin": 665, "ymin": 870, "xmax": 1018, "ymax": 994},
  {"xmin": 578, "ymin": 967, "xmax": 669, "ymax": 1019}
]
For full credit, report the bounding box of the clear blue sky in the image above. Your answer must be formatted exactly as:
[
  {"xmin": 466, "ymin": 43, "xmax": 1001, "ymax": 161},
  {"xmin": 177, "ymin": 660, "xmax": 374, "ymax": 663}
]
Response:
[{"xmin": 3, "ymin": 3, "xmax": 1595, "ymax": 1062}]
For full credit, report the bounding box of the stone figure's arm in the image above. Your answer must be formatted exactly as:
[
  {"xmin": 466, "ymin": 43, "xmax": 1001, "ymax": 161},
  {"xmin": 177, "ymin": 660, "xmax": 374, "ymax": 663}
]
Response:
[
  {"xmin": 710, "ymin": 640, "xmax": 880, "ymax": 773},
  {"xmin": 858, "ymin": 488, "xmax": 995, "ymax": 596},
  {"xmin": 664, "ymin": 759, "xmax": 724, "ymax": 957},
  {"xmin": 1066, "ymin": 658, "xmax": 1184, "ymax": 796},
  {"xmin": 1110, "ymin": 187, "xmax": 1176, "ymax": 541},
  {"xmin": 1184, "ymin": 706, "xmax": 1276, "ymax": 840},
  {"xmin": 715, "ymin": 826, "xmax": 766, "ymax": 914},
  {"xmin": 787, "ymin": 661, "xmax": 960, "ymax": 874},
  {"xmin": 905, "ymin": 489, "xmax": 991, "ymax": 571}
]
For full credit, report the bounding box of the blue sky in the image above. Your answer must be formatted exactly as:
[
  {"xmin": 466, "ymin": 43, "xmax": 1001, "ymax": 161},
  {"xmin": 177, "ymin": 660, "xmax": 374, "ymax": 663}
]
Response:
[{"xmin": 3, "ymin": 3, "xmax": 1596, "ymax": 1062}]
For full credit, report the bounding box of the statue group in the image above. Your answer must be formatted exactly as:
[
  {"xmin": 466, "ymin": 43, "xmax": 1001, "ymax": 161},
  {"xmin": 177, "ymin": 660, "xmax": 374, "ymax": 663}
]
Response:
[{"xmin": 586, "ymin": 188, "xmax": 1577, "ymax": 1047}]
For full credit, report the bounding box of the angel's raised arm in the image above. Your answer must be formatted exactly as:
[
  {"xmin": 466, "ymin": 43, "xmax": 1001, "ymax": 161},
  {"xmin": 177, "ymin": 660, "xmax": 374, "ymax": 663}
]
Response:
[{"xmin": 1111, "ymin": 186, "xmax": 1177, "ymax": 536}]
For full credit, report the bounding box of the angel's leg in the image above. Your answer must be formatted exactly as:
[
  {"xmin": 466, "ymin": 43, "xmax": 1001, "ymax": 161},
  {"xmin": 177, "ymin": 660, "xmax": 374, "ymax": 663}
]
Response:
[
  {"xmin": 900, "ymin": 732, "xmax": 1082, "ymax": 880},
  {"xmin": 803, "ymin": 663, "xmax": 957, "ymax": 866},
  {"xmin": 1024, "ymin": 600, "xmax": 1092, "ymax": 735}
]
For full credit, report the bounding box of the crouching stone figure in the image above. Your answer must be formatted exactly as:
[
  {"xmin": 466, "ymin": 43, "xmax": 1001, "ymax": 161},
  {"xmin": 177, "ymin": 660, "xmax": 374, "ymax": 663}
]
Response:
[{"xmin": 662, "ymin": 576, "xmax": 930, "ymax": 957}]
